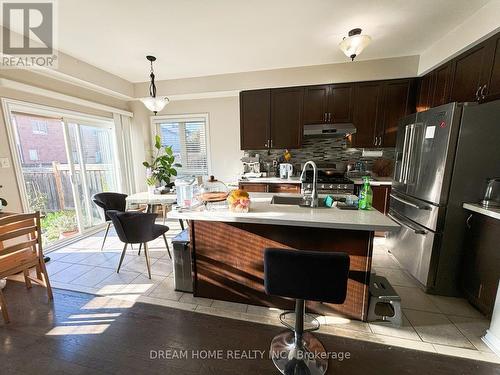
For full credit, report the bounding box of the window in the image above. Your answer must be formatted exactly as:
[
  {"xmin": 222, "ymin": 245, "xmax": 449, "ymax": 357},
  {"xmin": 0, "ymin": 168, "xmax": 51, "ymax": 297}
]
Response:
[
  {"xmin": 153, "ymin": 115, "xmax": 210, "ymax": 176},
  {"xmin": 28, "ymin": 149, "xmax": 38, "ymax": 161},
  {"xmin": 31, "ymin": 119, "xmax": 48, "ymax": 135}
]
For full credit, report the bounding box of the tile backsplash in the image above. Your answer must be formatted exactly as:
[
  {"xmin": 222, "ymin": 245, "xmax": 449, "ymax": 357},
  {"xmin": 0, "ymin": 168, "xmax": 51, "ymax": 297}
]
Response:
[{"xmin": 246, "ymin": 137, "xmax": 395, "ymax": 172}]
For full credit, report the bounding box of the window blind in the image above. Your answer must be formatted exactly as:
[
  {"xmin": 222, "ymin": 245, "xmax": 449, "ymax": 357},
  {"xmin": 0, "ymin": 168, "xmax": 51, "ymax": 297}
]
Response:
[{"xmin": 157, "ymin": 119, "xmax": 208, "ymax": 176}]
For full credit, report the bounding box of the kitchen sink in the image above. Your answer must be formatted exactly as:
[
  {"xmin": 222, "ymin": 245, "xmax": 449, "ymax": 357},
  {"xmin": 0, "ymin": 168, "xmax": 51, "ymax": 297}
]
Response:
[{"xmin": 270, "ymin": 195, "xmax": 327, "ymax": 207}]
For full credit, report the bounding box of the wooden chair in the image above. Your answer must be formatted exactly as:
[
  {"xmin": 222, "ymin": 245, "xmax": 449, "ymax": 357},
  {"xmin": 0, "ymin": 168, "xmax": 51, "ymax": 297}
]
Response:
[{"xmin": 0, "ymin": 212, "xmax": 53, "ymax": 323}]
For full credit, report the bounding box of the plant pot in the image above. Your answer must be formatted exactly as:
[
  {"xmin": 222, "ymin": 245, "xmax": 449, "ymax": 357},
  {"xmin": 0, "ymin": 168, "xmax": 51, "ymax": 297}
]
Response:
[
  {"xmin": 147, "ymin": 185, "xmax": 156, "ymax": 194},
  {"xmin": 59, "ymin": 230, "xmax": 78, "ymax": 239}
]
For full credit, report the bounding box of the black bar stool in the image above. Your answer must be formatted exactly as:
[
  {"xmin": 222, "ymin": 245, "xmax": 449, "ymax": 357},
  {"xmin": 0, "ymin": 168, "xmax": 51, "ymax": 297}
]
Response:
[{"xmin": 264, "ymin": 248, "xmax": 350, "ymax": 375}]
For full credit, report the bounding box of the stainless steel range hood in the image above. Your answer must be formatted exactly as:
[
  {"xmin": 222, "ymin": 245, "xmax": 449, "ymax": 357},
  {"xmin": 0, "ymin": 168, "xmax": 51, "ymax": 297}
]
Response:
[{"xmin": 303, "ymin": 123, "xmax": 357, "ymax": 138}]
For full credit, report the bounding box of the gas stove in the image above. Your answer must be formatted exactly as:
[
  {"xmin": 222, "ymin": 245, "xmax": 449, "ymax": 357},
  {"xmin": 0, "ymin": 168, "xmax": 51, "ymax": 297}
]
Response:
[{"xmin": 301, "ymin": 163, "xmax": 355, "ymax": 194}]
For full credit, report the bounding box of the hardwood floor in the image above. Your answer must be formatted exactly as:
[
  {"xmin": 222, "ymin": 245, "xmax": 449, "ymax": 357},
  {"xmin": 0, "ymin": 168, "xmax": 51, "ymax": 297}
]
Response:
[{"xmin": 1, "ymin": 281, "xmax": 499, "ymax": 375}]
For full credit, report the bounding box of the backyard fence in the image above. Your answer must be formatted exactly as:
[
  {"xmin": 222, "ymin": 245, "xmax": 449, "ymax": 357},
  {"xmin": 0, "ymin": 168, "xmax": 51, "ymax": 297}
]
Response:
[{"xmin": 23, "ymin": 162, "xmax": 114, "ymax": 212}]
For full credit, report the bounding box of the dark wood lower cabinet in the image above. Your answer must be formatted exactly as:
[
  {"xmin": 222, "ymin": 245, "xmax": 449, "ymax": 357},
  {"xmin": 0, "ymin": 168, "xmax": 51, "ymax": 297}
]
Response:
[
  {"xmin": 191, "ymin": 220, "xmax": 374, "ymax": 321},
  {"xmin": 238, "ymin": 182, "xmax": 301, "ymax": 193},
  {"xmin": 461, "ymin": 212, "xmax": 500, "ymax": 317}
]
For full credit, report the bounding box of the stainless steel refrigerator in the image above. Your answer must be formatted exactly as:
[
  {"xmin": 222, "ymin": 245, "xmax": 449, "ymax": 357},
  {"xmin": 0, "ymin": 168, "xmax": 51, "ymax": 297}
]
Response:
[{"xmin": 387, "ymin": 100, "xmax": 500, "ymax": 296}]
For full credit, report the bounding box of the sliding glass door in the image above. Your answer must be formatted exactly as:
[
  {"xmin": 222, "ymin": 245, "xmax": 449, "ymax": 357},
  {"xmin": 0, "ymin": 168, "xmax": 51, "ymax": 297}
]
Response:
[{"xmin": 8, "ymin": 110, "xmax": 119, "ymax": 247}]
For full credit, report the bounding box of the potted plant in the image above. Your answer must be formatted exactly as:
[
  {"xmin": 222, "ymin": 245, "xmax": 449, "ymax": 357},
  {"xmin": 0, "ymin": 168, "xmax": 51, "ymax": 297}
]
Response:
[{"xmin": 143, "ymin": 135, "xmax": 182, "ymax": 192}]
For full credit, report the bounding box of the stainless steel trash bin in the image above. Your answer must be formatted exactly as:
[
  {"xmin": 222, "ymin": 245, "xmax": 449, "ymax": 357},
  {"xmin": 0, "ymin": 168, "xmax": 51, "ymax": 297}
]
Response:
[{"xmin": 171, "ymin": 229, "xmax": 193, "ymax": 292}]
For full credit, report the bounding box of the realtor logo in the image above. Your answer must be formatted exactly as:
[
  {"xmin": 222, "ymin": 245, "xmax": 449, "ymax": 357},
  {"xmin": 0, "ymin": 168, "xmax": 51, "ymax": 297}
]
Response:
[{"xmin": 1, "ymin": 0, "xmax": 57, "ymax": 67}]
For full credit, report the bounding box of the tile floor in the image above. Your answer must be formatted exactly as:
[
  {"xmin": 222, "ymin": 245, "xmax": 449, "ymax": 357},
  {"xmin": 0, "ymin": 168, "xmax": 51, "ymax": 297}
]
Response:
[{"xmin": 34, "ymin": 220, "xmax": 498, "ymax": 364}]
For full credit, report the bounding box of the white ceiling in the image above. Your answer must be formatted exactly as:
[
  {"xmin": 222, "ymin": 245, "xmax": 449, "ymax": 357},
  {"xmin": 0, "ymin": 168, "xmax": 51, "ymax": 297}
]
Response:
[{"xmin": 49, "ymin": 0, "xmax": 490, "ymax": 82}]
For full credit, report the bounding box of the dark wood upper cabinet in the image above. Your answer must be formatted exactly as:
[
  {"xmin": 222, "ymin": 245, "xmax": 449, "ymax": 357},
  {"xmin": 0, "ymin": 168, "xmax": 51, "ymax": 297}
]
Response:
[
  {"xmin": 449, "ymin": 43, "xmax": 490, "ymax": 102},
  {"xmin": 240, "ymin": 89, "xmax": 270, "ymax": 150},
  {"xmin": 329, "ymin": 84, "xmax": 353, "ymax": 123},
  {"xmin": 352, "ymin": 82, "xmax": 382, "ymax": 148},
  {"xmin": 270, "ymin": 87, "xmax": 304, "ymax": 149},
  {"xmin": 303, "ymin": 84, "xmax": 353, "ymax": 125},
  {"xmin": 482, "ymin": 34, "xmax": 500, "ymax": 101},
  {"xmin": 431, "ymin": 62, "xmax": 453, "ymax": 107},
  {"xmin": 416, "ymin": 73, "xmax": 433, "ymax": 112},
  {"xmin": 379, "ymin": 79, "xmax": 416, "ymax": 147},
  {"xmin": 303, "ymin": 85, "xmax": 329, "ymax": 124}
]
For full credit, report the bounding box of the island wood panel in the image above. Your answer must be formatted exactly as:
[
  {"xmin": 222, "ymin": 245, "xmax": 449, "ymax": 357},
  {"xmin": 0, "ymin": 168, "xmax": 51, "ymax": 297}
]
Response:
[{"xmin": 190, "ymin": 220, "xmax": 374, "ymax": 321}]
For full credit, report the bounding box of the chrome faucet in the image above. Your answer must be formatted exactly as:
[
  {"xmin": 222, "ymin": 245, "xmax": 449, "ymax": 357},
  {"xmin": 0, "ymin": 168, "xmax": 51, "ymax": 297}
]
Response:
[{"xmin": 300, "ymin": 161, "xmax": 318, "ymax": 208}]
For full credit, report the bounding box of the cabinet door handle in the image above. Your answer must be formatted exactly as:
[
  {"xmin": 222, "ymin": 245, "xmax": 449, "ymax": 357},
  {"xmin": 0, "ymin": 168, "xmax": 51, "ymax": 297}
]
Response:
[
  {"xmin": 324, "ymin": 113, "xmax": 327, "ymax": 123},
  {"xmin": 481, "ymin": 84, "xmax": 487, "ymax": 99},
  {"xmin": 328, "ymin": 113, "xmax": 332, "ymax": 122},
  {"xmin": 466, "ymin": 213, "xmax": 473, "ymax": 229},
  {"xmin": 475, "ymin": 86, "xmax": 481, "ymax": 101},
  {"xmin": 264, "ymin": 141, "xmax": 268, "ymax": 148},
  {"xmin": 270, "ymin": 139, "xmax": 273, "ymax": 148}
]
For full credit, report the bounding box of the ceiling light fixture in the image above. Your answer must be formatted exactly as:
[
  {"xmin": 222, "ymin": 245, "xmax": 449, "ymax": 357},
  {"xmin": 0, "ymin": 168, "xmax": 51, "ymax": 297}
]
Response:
[
  {"xmin": 339, "ymin": 28, "xmax": 372, "ymax": 61},
  {"xmin": 140, "ymin": 55, "xmax": 169, "ymax": 115}
]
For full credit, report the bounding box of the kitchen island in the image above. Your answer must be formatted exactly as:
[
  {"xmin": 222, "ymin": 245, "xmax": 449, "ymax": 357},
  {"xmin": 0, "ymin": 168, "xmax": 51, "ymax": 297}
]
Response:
[{"xmin": 168, "ymin": 193, "xmax": 399, "ymax": 321}]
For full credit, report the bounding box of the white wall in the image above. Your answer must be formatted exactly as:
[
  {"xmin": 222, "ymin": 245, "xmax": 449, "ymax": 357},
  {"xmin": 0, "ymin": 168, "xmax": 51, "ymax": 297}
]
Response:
[{"xmin": 418, "ymin": 1, "xmax": 500, "ymax": 75}]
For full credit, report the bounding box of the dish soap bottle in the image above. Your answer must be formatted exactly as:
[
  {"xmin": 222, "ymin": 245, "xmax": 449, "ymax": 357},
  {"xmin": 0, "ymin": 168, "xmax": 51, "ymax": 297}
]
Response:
[{"xmin": 358, "ymin": 176, "xmax": 373, "ymax": 210}]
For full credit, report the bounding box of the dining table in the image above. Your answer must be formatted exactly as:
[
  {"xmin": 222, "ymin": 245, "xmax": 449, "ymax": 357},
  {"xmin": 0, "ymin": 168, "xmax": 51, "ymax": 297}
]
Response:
[{"xmin": 125, "ymin": 191, "xmax": 180, "ymax": 225}]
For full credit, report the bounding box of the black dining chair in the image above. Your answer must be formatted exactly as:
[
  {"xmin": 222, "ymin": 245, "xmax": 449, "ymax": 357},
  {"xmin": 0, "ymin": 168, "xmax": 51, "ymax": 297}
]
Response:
[
  {"xmin": 92, "ymin": 192, "xmax": 128, "ymax": 251},
  {"xmin": 107, "ymin": 210, "xmax": 171, "ymax": 279},
  {"xmin": 264, "ymin": 248, "xmax": 350, "ymax": 375}
]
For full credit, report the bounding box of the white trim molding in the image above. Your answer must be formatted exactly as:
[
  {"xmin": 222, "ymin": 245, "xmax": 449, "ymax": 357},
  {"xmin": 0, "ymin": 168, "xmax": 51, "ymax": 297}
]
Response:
[
  {"xmin": 0, "ymin": 78, "xmax": 133, "ymax": 117},
  {"xmin": 150, "ymin": 113, "xmax": 212, "ymax": 177}
]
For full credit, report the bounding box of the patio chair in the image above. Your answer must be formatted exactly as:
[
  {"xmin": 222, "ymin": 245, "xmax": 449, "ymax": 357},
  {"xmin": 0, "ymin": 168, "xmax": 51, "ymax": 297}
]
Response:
[
  {"xmin": 0, "ymin": 212, "xmax": 53, "ymax": 323},
  {"xmin": 107, "ymin": 210, "xmax": 171, "ymax": 279}
]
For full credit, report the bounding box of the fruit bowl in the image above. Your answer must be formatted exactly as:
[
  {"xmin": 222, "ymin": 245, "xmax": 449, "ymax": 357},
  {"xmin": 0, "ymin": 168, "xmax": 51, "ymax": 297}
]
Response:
[{"xmin": 227, "ymin": 189, "xmax": 251, "ymax": 213}]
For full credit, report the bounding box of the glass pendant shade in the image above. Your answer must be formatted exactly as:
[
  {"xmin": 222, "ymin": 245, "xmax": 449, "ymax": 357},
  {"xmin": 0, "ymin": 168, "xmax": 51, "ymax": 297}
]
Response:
[
  {"xmin": 140, "ymin": 96, "xmax": 169, "ymax": 114},
  {"xmin": 339, "ymin": 30, "xmax": 371, "ymax": 61}
]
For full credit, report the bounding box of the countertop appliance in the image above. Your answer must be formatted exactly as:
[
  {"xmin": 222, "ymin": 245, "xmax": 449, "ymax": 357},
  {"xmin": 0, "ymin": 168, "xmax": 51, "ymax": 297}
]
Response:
[
  {"xmin": 481, "ymin": 178, "xmax": 500, "ymax": 208},
  {"xmin": 303, "ymin": 123, "xmax": 356, "ymax": 138},
  {"xmin": 387, "ymin": 101, "xmax": 500, "ymax": 296},
  {"xmin": 279, "ymin": 163, "xmax": 293, "ymax": 179},
  {"xmin": 301, "ymin": 163, "xmax": 354, "ymax": 195}
]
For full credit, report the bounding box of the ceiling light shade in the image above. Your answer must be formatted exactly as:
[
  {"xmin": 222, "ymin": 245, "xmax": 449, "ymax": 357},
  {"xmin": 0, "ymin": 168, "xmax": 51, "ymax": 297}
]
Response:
[
  {"xmin": 140, "ymin": 96, "xmax": 169, "ymax": 113},
  {"xmin": 339, "ymin": 28, "xmax": 371, "ymax": 61},
  {"xmin": 142, "ymin": 55, "xmax": 169, "ymax": 115}
]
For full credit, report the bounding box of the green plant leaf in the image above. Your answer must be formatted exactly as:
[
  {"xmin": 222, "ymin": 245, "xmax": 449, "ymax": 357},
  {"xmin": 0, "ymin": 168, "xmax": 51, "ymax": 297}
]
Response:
[
  {"xmin": 154, "ymin": 135, "xmax": 161, "ymax": 150},
  {"xmin": 142, "ymin": 161, "xmax": 150, "ymax": 168},
  {"xmin": 173, "ymin": 163, "xmax": 182, "ymax": 168},
  {"xmin": 170, "ymin": 169, "xmax": 177, "ymax": 176},
  {"xmin": 165, "ymin": 146, "xmax": 173, "ymax": 156}
]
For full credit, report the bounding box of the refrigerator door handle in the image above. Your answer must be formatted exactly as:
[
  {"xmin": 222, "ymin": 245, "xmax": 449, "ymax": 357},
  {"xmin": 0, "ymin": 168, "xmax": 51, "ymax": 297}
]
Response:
[
  {"xmin": 388, "ymin": 213, "xmax": 428, "ymax": 235},
  {"xmin": 403, "ymin": 124, "xmax": 416, "ymax": 184},
  {"xmin": 400, "ymin": 125, "xmax": 411, "ymax": 182},
  {"xmin": 390, "ymin": 193, "xmax": 431, "ymax": 210}
]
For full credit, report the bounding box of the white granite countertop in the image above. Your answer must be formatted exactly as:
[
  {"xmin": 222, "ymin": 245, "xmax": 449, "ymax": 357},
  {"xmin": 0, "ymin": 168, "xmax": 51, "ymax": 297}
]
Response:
[
  {"xmin": 351, "ymin": 177, "xmax": 393, "ymax": 186},
  {"xmin": 463, "ymin": 203, "xmax": 500, "ymax": 221},
  {"xmin": 239, "ymin": 177, "xmax": 301, "ymax": 184},
  {"xmin": 168, "ymin": 192, "xmax": 399, "ymax": 231}
]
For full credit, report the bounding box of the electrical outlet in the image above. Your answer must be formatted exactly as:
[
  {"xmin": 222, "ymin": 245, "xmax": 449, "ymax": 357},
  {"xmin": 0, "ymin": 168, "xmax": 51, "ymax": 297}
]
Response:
[{"xmin": 0, "ymin": 158, "xmax": 11, "ymax": 168}]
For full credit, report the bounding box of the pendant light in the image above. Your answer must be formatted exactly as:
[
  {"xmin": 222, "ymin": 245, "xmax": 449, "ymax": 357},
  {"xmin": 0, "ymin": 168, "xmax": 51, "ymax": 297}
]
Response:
[
  {"xmin": 339, "ymin": 28, "xmax": 372, "ymax": 61},
  {"xmin": 140, "ymin": 55, "xmax": 169, "ymax": 115}
]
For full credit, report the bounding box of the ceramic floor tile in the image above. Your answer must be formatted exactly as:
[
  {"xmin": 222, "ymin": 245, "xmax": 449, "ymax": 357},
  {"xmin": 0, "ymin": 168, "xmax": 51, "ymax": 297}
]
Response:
[
  {"xmin": 93, "ymin": 270, "xmax": 142, "ymax": 295},
  {"xmin": 50, "ymin": 264, "xmax": 95, "ymax": 283},
  {"xmin": 71, "ymin": 266, "xmax": 116, "ymax": 287},
  {"xmin": 369, "ymin": 312, "xmax": 421, "ymax": 341},
  {"xmin": 372, "ymin": 267, "xmax": 419, "ymax": 288},
  {"xmin": 147, "ymin": 277, "xmax": 183, "ymax": 301},
  {"xmin": 404, "ymin": 308, "xmax": 475, "ymax": 349},
  {"xmin": 427, "ymin": 294, "xmax": 484, "ymax": 318},
  {"xmin": 447, "ymin": 314, "xmax": 492, "ymax": 352},
  {"xmin": 76, "ymin": 252, "xmax": 120, "ymax": 268},
  {"xmin": 372, "ymin": 253, "xmax": 401, "ymax": 269},
  {"xmin": 57, "ymin": 251, "xmax": 96, "ymax": 264},
  {"xmin": 179, "ymin": 293, "xmax": 214, "ymax": 307},
  {"xmin": 246, "ymin": 304, "xmax": 284, "ymax": 318},
  {"xmin": 45, "ymin": 260, "xmax": 73, "ymax": 276},
  {"xmin": 121, "ymin": 255, "xmax": 158, "ymax": 274},
  {"xmin": 432, "ymin": 344, "xmax": 500, "ymax": 363},
  {"xmin": 211, "ymin": 300, "xmax": 248, "ymax": 313},
  {"xmin": 394, "ymin": 285, "xmax": 441, "ymax": 313},
  {"xmin": 150, "ymin": 258, "xmax": 173, "ymax": 276},
  {"xmin": 119, "ymin": 274, "xmax": 165, "ymax": 295}
]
